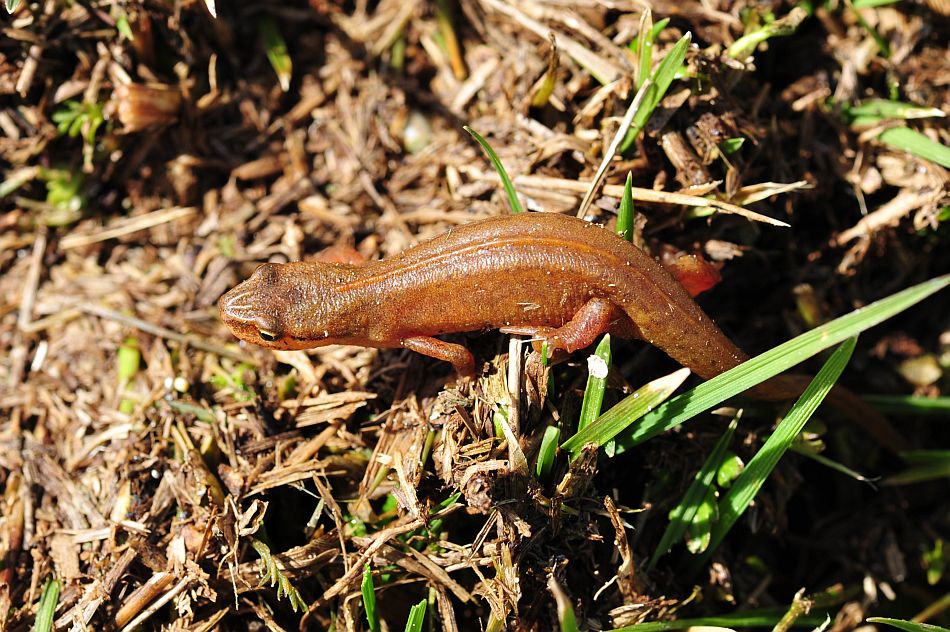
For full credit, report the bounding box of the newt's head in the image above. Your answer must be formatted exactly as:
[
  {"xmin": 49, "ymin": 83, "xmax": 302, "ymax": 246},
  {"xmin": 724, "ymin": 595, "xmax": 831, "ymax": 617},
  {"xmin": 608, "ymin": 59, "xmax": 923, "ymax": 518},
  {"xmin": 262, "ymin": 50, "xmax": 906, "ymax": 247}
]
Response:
[{"xmin": 219, "ymin": 262, "xmax": 356, "ymax": 351}]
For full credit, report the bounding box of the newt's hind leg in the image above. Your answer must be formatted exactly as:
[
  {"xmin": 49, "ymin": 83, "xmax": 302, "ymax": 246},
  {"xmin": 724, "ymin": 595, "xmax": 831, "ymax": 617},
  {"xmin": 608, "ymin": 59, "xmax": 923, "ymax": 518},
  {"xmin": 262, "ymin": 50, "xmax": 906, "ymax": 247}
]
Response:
[{"xmin": 502, "ymin": 298, "xmax": 632, "ymax": 353}]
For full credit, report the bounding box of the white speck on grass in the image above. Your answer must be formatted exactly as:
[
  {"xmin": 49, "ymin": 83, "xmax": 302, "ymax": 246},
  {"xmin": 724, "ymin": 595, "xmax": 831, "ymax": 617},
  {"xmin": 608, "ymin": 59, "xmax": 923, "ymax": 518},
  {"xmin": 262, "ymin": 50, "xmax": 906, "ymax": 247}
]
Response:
[{"xmin": 587, "ymin": 354, "xmax": 609, "ymax": 379}]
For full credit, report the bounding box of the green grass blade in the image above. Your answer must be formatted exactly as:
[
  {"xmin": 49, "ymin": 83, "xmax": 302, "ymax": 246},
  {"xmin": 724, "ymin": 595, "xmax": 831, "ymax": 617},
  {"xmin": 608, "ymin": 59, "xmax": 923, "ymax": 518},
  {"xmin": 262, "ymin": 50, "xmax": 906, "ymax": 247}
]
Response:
[
  {"xmin": 688, "ymin": 337, "xmax": 857, "ymax": 572},
  {"xmin": 899, "ymin": 450, "xmax": 950, "ymax": 465},
  {"xmin": 884, "ymin": 450, "xmax": 950, "ymax": 485},
  {"xmin": 628, "ymin": 18, "xmax": 670, "ymax": 54},
  {"xmin": 610, "ymin": 608, "xmax": 827, "ymax": 631},
  {"xmin": 634, "ymin": 10, "xmax": 653, "ymax": 90},
  {"xmin": 878, "ymin": 127, "xmax": 950, "ymax": 168},
  {"xmin": 850, "ymin": 7, "xmax": 890, "ymax": 57},
  {"xmin": 792, "ymin": 447, "xmax": 875, "ymax": 484},
  {"xmin": 536, "ymin": 424, "xmax": 561, "ymax": 481},
  {"xmin": 727, "ymin": 7, "xmax": 807, "ymax": 60},
  {"xmin": 464, "ymin": 126, "xmax": 524, "ymax": 213},
  {"xmin": 403, "ymin": 599, "xmax": 427, "ymax": 632},
  {"xmin": 613, "ymin": 274, "xmax": 950, "ymax": 451},
  {"xmin": 549, "ymin": 576, "xmax": 579, "ymax": 632},
  {"xmin": 34, "ymin": 578, "xmax": 60, "ymax": 632},
  {"xmin": 577, "ymin": 335, "xmax": 611, "ymax": 432},
  {"xmin": 647, "ymin": 415, "xmax": 739, "ymax": 571},
  {"xmin": 846, "ymin": 98, "xmax": 945, "ymax": 124},
  {"xmin": 361, "ymin": 564, "xmax": 379, "ymax": 632},
  {"xmin": 560, "ymin": 368, "xmax": 690, "ymax": 456},
  {"xmin": 864, "ymin": 395, "xmax": 950, "ymax": 415},
  {"xmin": 259, "ymin": 16, "xmax": 292, "ymax": 92},
  {"xmin": 616, "ymin": 172, "xmax": 635, "ymax": 242},
  {"xmin": 620, "ymin": 33, "xmax": 690, "ymax": 153},
  {"xmin": 867, "ymin": 618, "xmax": 950, "ymax": 632}
]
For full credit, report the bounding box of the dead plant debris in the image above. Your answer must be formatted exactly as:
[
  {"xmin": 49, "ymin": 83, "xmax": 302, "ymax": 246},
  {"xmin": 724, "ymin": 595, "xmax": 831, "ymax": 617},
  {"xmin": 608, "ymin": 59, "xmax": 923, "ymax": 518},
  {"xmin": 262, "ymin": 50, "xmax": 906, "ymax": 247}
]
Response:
[{"xmin": 1, "ymin": 0, "xmax": 948, "ymax": 630}]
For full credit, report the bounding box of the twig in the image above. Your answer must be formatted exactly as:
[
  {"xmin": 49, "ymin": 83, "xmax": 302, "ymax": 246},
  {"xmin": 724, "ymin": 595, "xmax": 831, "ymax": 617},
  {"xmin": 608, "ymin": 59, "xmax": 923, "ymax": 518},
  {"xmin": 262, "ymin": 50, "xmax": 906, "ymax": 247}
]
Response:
[
  {"xmin": 500, "ymin": 174, "xmax": 791, "ymax": 226},
  {"xmin": 834, "ymin": 189, "xmax": 937, "ymax": 245},
  {"xmin": 478, "ymin": 0, "xmax": 623, "ymax": 85},
  {"xmin": 117, "ymin": 577, "xmax": 190, "ymax": 632},
  {"xmin": 59, "ymin": 206, "xmax": 197, "ymax": 250},
  {"xmin": 9, "ymin": 228, "xmax": 47, "ymax": 386},
  {"xmin": 75, "ymin": 303, "xmax": 252, "ymax": 362},
  {"xmin": 577, "ymin": 78, "xmax": 653, "ymax": 219}
]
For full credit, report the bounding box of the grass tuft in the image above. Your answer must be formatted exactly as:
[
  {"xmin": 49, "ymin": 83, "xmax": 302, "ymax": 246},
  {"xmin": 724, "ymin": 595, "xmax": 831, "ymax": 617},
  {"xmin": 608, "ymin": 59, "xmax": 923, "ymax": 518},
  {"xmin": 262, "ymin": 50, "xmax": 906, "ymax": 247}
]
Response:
[{"xmin": 687, "ymin": 337, "xmax": 857, "ymax": 572}]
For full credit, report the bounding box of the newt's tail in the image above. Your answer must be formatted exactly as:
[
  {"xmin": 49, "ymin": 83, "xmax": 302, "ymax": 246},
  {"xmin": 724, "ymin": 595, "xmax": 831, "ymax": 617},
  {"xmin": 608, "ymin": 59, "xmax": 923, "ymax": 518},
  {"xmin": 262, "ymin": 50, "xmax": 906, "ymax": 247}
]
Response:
[{"xmin": 749, "ymin": 374, "xmax": 908, "ymax": 453}]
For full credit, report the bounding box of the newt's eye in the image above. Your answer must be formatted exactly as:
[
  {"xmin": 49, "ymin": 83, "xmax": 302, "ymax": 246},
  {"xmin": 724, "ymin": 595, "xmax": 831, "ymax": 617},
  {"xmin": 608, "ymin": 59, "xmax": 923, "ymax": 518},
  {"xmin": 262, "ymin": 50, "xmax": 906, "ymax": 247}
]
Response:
[{"xmin": 259, "ymin": 329, "xmax": 279, "ymax": 342}]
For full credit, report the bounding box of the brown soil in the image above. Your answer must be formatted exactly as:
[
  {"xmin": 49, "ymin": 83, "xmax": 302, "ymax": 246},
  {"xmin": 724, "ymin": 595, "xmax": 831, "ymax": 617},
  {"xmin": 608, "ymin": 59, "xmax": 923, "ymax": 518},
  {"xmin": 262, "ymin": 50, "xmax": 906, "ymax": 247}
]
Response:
[{"xmin": 1, "ymin": 0, "xmax": 948, "ymax": 630}]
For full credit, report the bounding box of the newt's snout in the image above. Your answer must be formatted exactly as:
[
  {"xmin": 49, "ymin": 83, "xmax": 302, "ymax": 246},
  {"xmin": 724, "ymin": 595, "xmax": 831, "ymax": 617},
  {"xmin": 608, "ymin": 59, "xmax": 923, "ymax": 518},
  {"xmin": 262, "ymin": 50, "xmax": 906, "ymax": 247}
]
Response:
[{"xmin": 218, "ymin": 264, "xmax": 286, "ymax": 348}]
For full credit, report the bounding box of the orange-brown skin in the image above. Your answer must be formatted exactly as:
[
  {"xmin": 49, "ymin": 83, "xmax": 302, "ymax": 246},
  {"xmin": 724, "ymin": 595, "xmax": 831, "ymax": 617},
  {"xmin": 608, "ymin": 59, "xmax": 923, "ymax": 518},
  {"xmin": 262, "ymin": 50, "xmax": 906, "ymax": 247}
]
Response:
[
  {"xmin": 219, "ymin": 212, "xmax": 906, "ymax": 448},
  {"xmin": 219, "ymin": 213, "xmax": 750, "ymax": 379}
]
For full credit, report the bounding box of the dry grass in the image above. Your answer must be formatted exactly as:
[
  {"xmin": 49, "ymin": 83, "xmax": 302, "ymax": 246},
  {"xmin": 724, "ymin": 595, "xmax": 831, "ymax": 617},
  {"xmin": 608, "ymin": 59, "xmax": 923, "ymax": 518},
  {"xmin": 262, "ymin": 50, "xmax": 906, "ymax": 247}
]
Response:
[{"xmin": 1, "ymin": 0, "xmax": 948, "ymax": 630}]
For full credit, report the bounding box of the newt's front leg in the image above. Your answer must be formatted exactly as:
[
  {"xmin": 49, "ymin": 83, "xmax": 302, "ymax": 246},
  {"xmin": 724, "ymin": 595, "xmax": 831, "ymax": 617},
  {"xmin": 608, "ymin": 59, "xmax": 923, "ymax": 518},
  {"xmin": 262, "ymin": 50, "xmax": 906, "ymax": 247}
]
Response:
[{"xmin": 401, "ymin": 336, "xmax": 476, "ymax": 376}]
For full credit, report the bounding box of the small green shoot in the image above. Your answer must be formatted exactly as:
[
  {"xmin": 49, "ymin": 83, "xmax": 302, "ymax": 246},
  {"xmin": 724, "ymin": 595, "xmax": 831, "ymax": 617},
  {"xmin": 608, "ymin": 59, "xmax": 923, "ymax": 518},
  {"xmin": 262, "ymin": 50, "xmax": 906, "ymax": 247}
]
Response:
[
  {"xmin": 549, "ymin": 576, "xmax": 579, "ymax": 632},
  {"xmin": 530, "ymin": 36, "xmax": 559, "ymax": 108},
  {"xmin": 849, "ymin": 6, "xmax": 890, "ymax": 58},
  {"xmin": 727, "ymin": 7, "xmax": 807, "ymax": 60},
  {"xmin": 361, "ymin": 564, "xmax": 379, "ymax": 632},
  {"xmin": 6, "ymin": 0, "xmax": 21, "ymax": 13},
  {"xmin": 629, "ymin": 14, "xmax": 670, "ymax": 90},
  {"xmin": 209, "ymin": 361, "xmax": 256, "ymax": 401},
  {"xmin": 117, "ymin": 336, "xmax": 141, "ymax": 415},
  {"xmin": 620, "ymin": 33, "xmax": 690, "ymax": 153},
  {"xmin": 684, "ymin": 486, "xmax": 717, "ymax": 554},
  {"xmin": 634, "ymin": 10, "xmax": 653, "ymax": 90},
  {"xmin": 923, "ymin": 538, "xmax": 945, "ymax": 585},
  {"xmin": 165, "ymin": 399, "xmax": 217, "ymax": 424},
  {"xmin": 616, "ymin": 172, "xmax": 635, "ymax": 243},
  {"xmin": 877, "ymin": 127, "xmax": 950, "ymax": 169},
  {"xmin": 435, "ymin": 0, "xmax": 466, "ymax": 79},
  {"xmin": 259, "ymin": 16, "xmax": 292, "ymax": 92},
  {"xmin": 403, "ymin": 599, "xmax": 427, "ymax": 632},
  {"xmin": 391, "ymin": 33, "xmax": 406, "ymax": 72},
  {"xmin": 628, "ymin": 17, "xmax": 670, "ymax": 54},
  {"xmin": 716, "ymin": 452, "xmax": 744, "ymax": 488},
  {"xmin": 115, "ymin": 12, "xmax": 134, "ymax": 40},
  {"xmin": 536, "ymin": 425, "xmax": 560, "ymax": 481},
  {"xmin": 867, "ymin": 619, "xmax": 950, "ymax": 632},
  {"xmin": 773, "ymin": 590, "xmax": 828, "ymax": 632},
  {"xmin": 613, "ymin": 274, "xmax": 950, "ymax": 451},
  {"xmin": 250, "ymin": 538, "xmax": 308, "ymax": 612},
  {"xmin": 577, "ymin": 335, "xmax": 611, "ymax": 432},
  {"xmin": 34, "ymin": 578, "xmax": 60, "ymax": 632},
  {"xmin": 845, "ymin": 98, "xmax": 945, "ymax": 126},
  {"xmin": 688, "ymin": 337, "xmax": 857, "ymax": 572},
  {"xmin": 464, "ymin": 126, "xmax": 523, "ymax": 213},
  {"xmin": 560, "ymin": 368, "xmax": 690, "ymax": 458},
  {"xmin": 719, "ymin": 137, "xmax": 746, "ymax": 154},
  {"xmin": 52, "ymin": 100, "xmax": 105, "ymax": 143},
  {"xmin": 42, "ymin": 168, "xmax": 85, "ymax": 226},
  {"xmin": 52, "ymin": 100, "xmax": 105, "ymax": 172},
  {"xmin": 647, "ymin": 416, "xmax": 737, "ymax": 571}
]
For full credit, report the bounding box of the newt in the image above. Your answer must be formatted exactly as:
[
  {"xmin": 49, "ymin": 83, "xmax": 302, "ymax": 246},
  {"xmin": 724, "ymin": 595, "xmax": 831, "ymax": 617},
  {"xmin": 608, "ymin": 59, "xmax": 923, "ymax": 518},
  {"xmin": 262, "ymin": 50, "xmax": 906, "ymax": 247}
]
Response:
[{"xmin": 219, "ymin": 212, "xmax": 904, "ymax": 448}]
